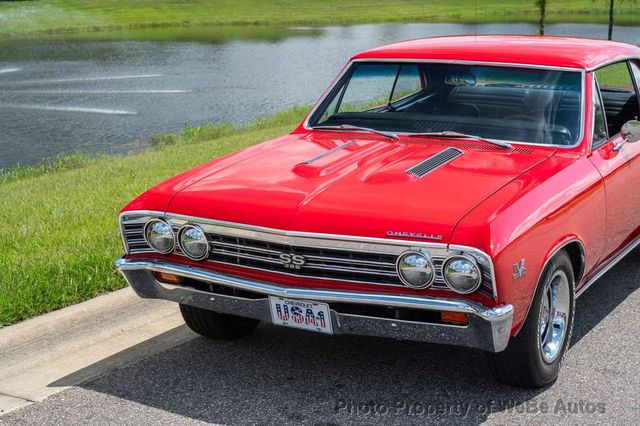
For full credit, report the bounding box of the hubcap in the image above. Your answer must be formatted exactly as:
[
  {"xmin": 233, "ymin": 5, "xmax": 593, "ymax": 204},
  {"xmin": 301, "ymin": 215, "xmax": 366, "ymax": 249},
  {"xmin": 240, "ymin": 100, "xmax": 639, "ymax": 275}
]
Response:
[{"xmin": 538, "ymin": 270, "xmax": 570, "ymax": 363}]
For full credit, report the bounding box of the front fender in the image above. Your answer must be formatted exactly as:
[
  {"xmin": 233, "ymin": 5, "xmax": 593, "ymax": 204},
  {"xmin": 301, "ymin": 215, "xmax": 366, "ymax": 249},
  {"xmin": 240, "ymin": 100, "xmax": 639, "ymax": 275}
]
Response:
[{"xmin": 450, "ymin": 153, "xmax": 605, "ymax": 335}]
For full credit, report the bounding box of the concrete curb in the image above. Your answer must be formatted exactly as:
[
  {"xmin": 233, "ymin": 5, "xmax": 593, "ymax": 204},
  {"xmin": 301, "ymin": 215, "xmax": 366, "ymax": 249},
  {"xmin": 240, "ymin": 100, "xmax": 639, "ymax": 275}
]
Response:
[{"xmin": 0, "ymin": 287, "xmax": 195, "ymax": 415}]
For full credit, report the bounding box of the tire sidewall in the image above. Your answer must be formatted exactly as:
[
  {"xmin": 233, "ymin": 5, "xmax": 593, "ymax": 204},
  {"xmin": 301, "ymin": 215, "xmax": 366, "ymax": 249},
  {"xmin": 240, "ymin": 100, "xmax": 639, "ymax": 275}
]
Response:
[{"xmin": 529, "ymin": 252, "xmax": 576, "ymax": 384}]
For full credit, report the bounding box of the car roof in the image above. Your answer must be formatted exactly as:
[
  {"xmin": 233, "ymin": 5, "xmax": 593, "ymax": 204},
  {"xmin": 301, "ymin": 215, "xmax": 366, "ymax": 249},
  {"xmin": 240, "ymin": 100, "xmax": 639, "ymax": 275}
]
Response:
[{"xmin": 352, "ymin": 35, "xmax": 640, "ymax": 71}]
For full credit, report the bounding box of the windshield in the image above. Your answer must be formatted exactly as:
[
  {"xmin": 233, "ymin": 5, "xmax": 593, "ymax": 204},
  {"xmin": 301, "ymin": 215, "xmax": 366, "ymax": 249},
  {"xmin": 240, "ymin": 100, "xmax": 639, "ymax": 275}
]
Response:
[{"xmin": 309, "ymin": 62, "xmax": 583, "ymax": 146}]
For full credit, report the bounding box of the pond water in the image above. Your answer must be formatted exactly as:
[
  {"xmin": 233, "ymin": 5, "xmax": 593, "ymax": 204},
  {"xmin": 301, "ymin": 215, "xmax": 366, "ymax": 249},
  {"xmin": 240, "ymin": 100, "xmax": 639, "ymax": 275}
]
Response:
[{"xmin": 1, "ymin": 22, "xmax": 640, "ymax": 170}]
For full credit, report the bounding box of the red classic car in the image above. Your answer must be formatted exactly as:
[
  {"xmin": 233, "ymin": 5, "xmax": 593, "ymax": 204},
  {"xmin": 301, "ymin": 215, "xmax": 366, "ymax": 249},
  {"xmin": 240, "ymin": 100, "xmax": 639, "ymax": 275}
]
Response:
[{"xmin": 117, "ymin": 35, "xmax": 640, "ymax": 388}]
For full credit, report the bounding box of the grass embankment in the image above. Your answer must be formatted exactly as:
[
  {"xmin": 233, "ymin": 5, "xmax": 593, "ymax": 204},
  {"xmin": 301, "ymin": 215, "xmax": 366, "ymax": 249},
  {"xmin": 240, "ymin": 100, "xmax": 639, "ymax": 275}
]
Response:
[
  {"xmin": 0, "ymin": 106, "xmax": 310, "ymax": 326},
  {"xmin": 1, "ymin": 0, "xmax": 640, "ymax": 36}
]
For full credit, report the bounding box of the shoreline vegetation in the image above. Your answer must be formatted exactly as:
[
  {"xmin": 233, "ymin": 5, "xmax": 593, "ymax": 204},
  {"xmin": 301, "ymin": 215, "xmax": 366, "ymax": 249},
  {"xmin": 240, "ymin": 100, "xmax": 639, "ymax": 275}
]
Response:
[
  {"xmin": 1, "ymin": 0, "xmax": 640, "ymax": 37},
  {"xmin": 0, "ymin": 106, "xmax": 310, "ymax": 326}
]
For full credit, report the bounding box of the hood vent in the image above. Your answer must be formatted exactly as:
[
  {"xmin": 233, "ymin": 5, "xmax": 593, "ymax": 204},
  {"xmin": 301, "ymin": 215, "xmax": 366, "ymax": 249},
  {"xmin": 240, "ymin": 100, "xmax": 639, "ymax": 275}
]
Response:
[
  {"xmin": 406, "ymin": 147, "xmax": 463, "ymax": 178},
  {"xmin": 302, "ymin": 140, "xmax": 358, "ymax": 164}
]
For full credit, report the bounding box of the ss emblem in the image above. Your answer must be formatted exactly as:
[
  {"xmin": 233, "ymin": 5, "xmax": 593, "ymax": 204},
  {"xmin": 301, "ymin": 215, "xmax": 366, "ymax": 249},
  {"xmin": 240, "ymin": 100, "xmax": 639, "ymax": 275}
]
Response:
[
  {"xmin": 513, "ymin": 259, "xmax": 527, "ymax": 280},
  {"xmin": 279, "ymin": 253, "xmax": 306, "ymax": 270}
]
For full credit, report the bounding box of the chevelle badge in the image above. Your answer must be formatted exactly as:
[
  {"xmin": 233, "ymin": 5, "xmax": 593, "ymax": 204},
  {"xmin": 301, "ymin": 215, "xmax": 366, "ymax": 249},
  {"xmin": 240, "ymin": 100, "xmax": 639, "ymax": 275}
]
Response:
[{"xmin": 386, "ymin": 231, "xmax": 444, "ymax": 241}]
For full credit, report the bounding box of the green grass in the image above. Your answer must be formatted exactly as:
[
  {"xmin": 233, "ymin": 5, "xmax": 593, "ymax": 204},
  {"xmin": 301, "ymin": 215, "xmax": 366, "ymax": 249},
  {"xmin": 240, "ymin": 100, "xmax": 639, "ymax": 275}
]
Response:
[
  {"xmin": 0, "ymin": 0, "xmax": 639, "ymax": 37},
  {"xmin": 0, "ymin": 106, "xmax": 310, "ymax": 326},
  {"xmin": 595, "ymin": 61, "xmax": 636, "ymax": 88},
  {"xmin": 0, "ymin": 153, "xmax": 94, "ymax": 184}
]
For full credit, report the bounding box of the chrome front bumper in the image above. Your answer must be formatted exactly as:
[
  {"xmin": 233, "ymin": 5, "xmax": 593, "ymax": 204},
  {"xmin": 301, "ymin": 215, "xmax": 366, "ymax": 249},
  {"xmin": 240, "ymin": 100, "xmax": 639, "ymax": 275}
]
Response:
[{"xmin": 116, "ymin": 258, "xmax": 513, "ymax": 352}]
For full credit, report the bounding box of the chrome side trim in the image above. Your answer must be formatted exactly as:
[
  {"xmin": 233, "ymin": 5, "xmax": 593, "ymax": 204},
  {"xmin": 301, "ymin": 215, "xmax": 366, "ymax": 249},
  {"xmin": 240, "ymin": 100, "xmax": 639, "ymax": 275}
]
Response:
[
  {"xmin": 116, "ymin": 257, "xmax": 513, "ymax": 352},
  {"xmin": 302, "ymin": 58, "xmax": 586, "ymax": 150},
  {"xmin": 576, "ymin": 236, "xmax": 640, "ymax": 298}
]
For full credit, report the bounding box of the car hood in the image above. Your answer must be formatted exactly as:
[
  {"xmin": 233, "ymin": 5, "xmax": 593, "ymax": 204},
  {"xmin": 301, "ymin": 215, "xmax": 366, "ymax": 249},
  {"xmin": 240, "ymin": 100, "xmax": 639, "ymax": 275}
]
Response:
[{"xmin": 163, "ymin": 133, "xmax": 554, "ymax": 243}]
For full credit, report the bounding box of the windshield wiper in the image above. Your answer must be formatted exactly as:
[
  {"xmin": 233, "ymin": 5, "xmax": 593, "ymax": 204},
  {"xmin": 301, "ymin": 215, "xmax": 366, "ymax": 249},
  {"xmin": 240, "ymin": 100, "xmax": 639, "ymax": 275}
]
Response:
[
  {"xmin": 311, "ymin": 126, "xmax": 512, "ymax": 149},
  {"xmin": 311, "ymin": 124, "xmax": 399, "ymax": 140},
  {"xmin": 406, "ymin": 131, "xmax": 513, "ymax": 150}
]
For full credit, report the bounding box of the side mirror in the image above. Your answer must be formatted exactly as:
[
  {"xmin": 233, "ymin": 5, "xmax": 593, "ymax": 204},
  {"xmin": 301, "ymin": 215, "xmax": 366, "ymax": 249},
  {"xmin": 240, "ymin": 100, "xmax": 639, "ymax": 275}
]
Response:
[
  {"xmin": 621, "ymin": 120, "xmax": 640, "ymax": 143},
  {"xmin": 613, "ymin": 120, "xmax": 640, "ymax": 151}
]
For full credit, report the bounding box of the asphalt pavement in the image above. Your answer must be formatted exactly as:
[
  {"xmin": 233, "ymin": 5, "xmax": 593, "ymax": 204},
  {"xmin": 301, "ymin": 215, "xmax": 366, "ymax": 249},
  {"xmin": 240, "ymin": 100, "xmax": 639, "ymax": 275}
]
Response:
[{"xmin": 1, "ymin": 249, "xmax": 639, "ymax": 425}]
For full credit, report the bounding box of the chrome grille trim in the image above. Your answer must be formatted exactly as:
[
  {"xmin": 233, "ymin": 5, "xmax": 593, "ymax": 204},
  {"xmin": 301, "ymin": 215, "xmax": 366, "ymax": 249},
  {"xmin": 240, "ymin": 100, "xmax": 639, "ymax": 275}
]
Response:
[
  {"xmin": 406, "ymin": 147, "xmax": 463, "ymax": 178},
  {"xmin": 207, "ymin": 239, "xmax": 398, "ymax": 269},
  {"xmin": 201, "ymin": 231, "xmax": 406, "ymax": 286},
  {"xmin": 120, "ymin": 210, "xmax": 497, "ymax": 298},
  {"xmin": 120, "ymin": 214, "xmax": 154, "ymax": 254}
]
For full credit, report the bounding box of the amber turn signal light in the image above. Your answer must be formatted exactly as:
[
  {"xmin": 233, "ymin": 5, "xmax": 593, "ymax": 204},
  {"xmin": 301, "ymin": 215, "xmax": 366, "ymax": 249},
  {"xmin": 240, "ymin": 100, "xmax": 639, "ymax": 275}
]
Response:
[
  {"xmin": 440, "ymin": 312, "xmax": 470, "ymax": 326},
  {"xmin": 153, "ymin": 272, "xmax": 184, "ymax": 284}
]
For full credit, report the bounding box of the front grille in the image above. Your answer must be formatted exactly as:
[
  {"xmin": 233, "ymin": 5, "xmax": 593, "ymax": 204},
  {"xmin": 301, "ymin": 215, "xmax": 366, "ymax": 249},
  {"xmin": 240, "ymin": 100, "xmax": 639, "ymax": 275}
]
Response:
[
  {"xmin": 206, "ymin": 233, "xmax": 403, "ymax": 286},
  {"xmin": 179, "ymin": 229, "xmax": 492, "ymax": 292},
  {"xmin": 120, "ymin": 216, "xmax": 153, "ymax": 254},
  {"xmin": 120, "ymin": 212, "xmax": 495, "ymax": 297}
]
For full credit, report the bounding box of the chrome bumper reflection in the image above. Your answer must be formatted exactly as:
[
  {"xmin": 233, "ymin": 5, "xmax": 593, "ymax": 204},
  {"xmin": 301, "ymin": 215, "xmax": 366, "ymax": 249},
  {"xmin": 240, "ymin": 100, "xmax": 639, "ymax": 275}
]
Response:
[{"xmin": 115, "ymin": 258, "xmax": 513, "ymax": 352}]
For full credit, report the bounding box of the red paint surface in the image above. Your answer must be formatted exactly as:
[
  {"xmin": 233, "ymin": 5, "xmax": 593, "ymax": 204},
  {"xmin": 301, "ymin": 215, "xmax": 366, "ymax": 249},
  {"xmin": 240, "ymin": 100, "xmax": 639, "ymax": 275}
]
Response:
[
  {"xmin": 351, "ymin": 35, "xmax": 640, "ymax": 70},
  {"xmin": 122, "ymin": 37, "xmax": 640, "ymax": 336}
]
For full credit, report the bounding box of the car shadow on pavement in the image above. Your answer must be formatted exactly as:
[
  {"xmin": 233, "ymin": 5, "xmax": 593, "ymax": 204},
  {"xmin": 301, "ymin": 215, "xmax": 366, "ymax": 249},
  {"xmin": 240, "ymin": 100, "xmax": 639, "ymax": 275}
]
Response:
[{"xmin": 54, "ymin": 249, "xmax": 639, "ymax": 425}]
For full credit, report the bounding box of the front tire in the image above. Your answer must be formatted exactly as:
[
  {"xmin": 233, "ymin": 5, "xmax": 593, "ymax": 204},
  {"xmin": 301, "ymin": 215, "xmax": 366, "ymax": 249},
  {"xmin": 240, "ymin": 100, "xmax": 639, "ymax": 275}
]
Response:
[
  {"xmin": 490, "ymin": 250, "xmax": 575, "ymax": 388},
  {"xmin": 180, "ymin": 304, "xmax": 260, "ymax": 340}
]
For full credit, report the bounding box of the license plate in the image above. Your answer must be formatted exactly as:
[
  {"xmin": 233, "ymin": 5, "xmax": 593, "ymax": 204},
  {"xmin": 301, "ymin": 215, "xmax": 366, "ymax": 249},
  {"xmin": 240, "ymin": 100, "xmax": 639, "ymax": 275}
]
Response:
[{"xmin": 268, "ymin": 296, "xmax": 333, "ymax": 334}]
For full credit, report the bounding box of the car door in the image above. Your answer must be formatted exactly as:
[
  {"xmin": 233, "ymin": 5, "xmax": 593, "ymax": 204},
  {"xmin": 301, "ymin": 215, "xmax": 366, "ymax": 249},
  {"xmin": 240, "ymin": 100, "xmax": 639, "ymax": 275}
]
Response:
[{"xmin": 588, "ymin": 60, "xmax": 640, "ymax": 259}]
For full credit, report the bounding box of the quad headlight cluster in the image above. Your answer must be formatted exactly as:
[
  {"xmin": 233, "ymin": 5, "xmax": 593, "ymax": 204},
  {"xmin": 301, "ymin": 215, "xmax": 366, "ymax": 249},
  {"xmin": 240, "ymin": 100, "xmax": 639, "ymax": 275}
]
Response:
[
  {"xmin": 396, "ymin": 250, "xmax": 482, "ymax": 294},
  {"xmin": 143, "ymin": 219, "xmax": 209, "ymax": 261},
  {"xmin": 141, "ymin": 217, "xmax": 484, "ymax": 295}
]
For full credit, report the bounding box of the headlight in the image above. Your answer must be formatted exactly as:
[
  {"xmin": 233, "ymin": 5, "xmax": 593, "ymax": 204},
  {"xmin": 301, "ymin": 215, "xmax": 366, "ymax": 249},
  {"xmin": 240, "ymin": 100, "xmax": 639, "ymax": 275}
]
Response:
[
  {"xmin": 143, "ymin": 219, "xmax": 175, "ymax": 254},
  {"xmin": 178, "ymin": 224, "xmax": 209, "ymax": 260},
  {"xmin": 443, "ymin": 255, "xmax": 481, "ymax": 294},
  {"xmin": 396, "ymin": 250, "xmax": 435, "ymax": 289}
]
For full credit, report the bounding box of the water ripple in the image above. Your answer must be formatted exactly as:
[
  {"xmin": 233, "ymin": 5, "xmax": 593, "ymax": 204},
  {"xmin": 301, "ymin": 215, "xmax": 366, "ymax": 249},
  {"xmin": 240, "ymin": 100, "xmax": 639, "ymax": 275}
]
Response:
[
  {"xmin": 0, "ymin": 103, "xmax": 137, "ymax": 115},
  {"xmin": 0, "ymin": 68, "xmax": 21, "ymax": 74}
]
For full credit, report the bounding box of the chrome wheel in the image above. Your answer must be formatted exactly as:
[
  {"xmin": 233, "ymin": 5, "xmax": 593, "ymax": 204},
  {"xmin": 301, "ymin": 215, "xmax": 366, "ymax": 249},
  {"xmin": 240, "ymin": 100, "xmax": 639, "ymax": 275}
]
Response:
[{"xmin": 538, "ymin": 269, "xmax": 570, "ymax": 363}]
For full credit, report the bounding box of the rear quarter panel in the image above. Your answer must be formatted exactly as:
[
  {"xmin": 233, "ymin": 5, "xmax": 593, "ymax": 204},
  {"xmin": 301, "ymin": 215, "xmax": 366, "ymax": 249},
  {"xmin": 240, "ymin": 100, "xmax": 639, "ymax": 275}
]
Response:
[{"xmin": 451, "ymin": 153, "xmax": 605, "ymax": 334}]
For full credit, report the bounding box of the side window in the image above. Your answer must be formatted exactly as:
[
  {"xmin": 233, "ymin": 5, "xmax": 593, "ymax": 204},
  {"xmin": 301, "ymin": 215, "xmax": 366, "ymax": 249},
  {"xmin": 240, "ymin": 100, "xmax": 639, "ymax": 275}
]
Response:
[
  {"xmin": 593, "ymin": 79, "xmax": 608, "ymax": 147},
  {"xmin": 594, "ymin": 62, "xmax": 639, "ymax": 136},
  {"xmin": 595, "ymin": 62, "xmax": 635, "ymax": 89}
]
